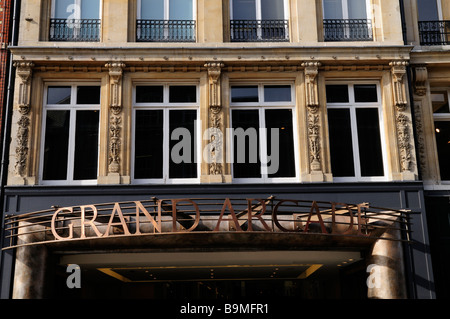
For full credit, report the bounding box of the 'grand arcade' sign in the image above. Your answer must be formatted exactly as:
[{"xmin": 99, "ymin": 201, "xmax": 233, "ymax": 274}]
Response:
[{"xmin": 2, "ymin": 197, "xmax": 411, "ymax": 249}]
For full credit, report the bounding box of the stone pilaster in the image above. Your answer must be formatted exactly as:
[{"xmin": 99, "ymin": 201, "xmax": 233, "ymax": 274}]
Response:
[
  {"xmin": 302, "ymin": 61, "xmax": 324, "ymax": 182},
  {"xmin": 12, "ymin": 62, "xmax": 34, "ymax": 184},
  {"xmin": 105, "ymin": 62, "xmax": 125, "ymax": 183}
]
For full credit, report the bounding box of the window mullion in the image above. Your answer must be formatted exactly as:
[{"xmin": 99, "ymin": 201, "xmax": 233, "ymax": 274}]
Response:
[
  {"xmin": 67, "ymin": 108, "xmax": 77, "ymax": 183},
  {"xmin": 259, "ymin": 108, "xmax": 268, "ymax": 180},
  {"xmin": 163, "ymin": 108, "xmax": 170, "ymax": 182},
  {"xmin": 350, "ymin": 106, "xmax": 361, "ymax": 179}
]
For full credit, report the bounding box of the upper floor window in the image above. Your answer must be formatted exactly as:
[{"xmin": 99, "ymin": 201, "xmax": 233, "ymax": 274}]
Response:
[
  {"xmin": 322, "ymin": 0, "xmax": 373, "ymax": 41},
  {"xmin": 326, "ymin": 83, "xmax": 387, "ymax": 182},
  {"xmin": 431, "ymin": 90, "xmax": 450, "ymax": 181},
  {"xmin": 230, "ymin": 0, "xmax": 289, "ymax": 42},
  {"xmin": 49, "ymin": 0, "xmax": 101, "ymax": 42},
  {"xmin": 40, "ymin": 84, "xmax": 101, "ymax": 185},
  {"xmin": 132, "ymin": 84, "xmax": 199, "ymax": 184},
  {"xmin": 136, "ymin": 0, "xmax": 196, "ymax": 42},
  {"xmin": 417, "ymin": 0, "xmax": 449, "ymax": 45},
  {"xmin": 230, "ymin": 83, "xmax": 297, "ymax": 183}
]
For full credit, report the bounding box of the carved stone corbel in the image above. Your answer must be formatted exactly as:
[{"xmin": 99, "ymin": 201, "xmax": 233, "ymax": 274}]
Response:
[
  {"xmin": 390, "ymin": 60, "xmax": 409, "ymax": 111},
  {"xmin": 390, "ymin": 60, "xmax": 414, "ymax": 174},
  {"xmin": 105, "ymin": 62, "xmax": 125, "ymax": 174},
  {"xmin": 13, "ymin": 62, "xmax": 34, "ymax": 177},
  {"xmin": 205, "ymin": 62, "xmax": 225, "ymax": 176},
  {"xmin": 302, "ymin": 61, "xmax": 322, "ymax": 172},
  {"xmin": 413, "ymin": 66, "xmax": 428, "ymax": 96}
]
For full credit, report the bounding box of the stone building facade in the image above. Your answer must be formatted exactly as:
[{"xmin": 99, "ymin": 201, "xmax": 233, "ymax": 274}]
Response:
[{"xmin": 0, "ymin": 0, "xmax": 439, "ymax": 299}]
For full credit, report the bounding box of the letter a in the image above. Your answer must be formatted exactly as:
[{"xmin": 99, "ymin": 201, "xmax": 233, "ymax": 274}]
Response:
[{"xmin": 66, "ymin": 264, "xmax": 81, "ymax": 289}]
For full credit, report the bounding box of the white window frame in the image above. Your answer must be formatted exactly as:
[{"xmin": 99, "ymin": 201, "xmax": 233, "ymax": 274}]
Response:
[
  {"xmin": 229, "ymin": 82, "xmax": 299, "ymax": 184},
  {"xmin": 326, "ymin": 81, "xmax": 388, "ymax": 182},
  {"xmin": 137, "ymin": 0, "xmax": 197, "ymax": 20},
  {"xmin": 132, "ymin": 83, "xmax": 200, "ymax": 185},
  {"xmin": 431, "ymin": 88, "xmax": 450, "ymax": 184},
  {"xmin": 39, "ymin": 83, "xmax": 101, "ymax": 186}
]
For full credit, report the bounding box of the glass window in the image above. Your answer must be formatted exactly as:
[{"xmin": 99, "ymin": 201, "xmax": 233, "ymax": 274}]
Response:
[
  {"xmin": 140, "ymin": 0, "xmax": 164, "ymax": 20},
  {"xmin": 230, "ymin": 83, "xmax": 296, "ymax": 182},
  {"xmin": 42, "ymin": 85, "xmax": 100, "ymax": 184},
  {"xmin": 139, "ymin": 0, "xmax": 193, "ymax": 20},
  {"xmin": 232, "ymin": 0, "xmax": 285, "ymax": 20},
  {"xmin": 326, "ymin": 83, "xmax": 385, "ymax": 181},
  {"xmin": 169, "ymin": 0, "xmax": 193, "ymax": 20},
  {"xmin": 136, "ymin": 86, "xmax": 164, "ymax": 103},
  {"xmin": 432, "ymin": 90, "xmax": 450, "ymax": 181},
  {"xmin": 323, "ymin": 0, "xmax": 343, "ymax": 19},
  {"xmin": 432, "ymin": 92, "xmax": 450, "ymax": 114},
  {"xmin": 323, "ymin": 0, "xmax": 368, "ymax": 20},
  {"xmin": 264, "ymin": 85, "xmax": 291, "ymax": 102},
  {"xmin": 231, "ymin": 86, "xmax": 259, "ymax": 103},
  {"xmin": 418, "ymin": 0, "xmax": 439, "ymax": 21},
  {"xmin": 133, "ymin": 84, "xmax": 199, "ymax": 183},
  {"xmin": 53, "ymin": 0, "xmax": 100, "ymax": 19},
  {"xmin": 232, "ymin": 0, "xmax": 257, "ymax": 20},
  {"xmin": 261, "ymin": 0, "xmax": 285, "ymax": 20}
]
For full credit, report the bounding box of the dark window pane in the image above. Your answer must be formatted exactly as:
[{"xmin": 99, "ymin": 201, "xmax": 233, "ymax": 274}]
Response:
[
  {"xmin": 327, "ymin": 108, "xmax": 355, "ymax": 177},
  {"xmin": 265, "ymin": 109, "xmax": 295, "ymax": 178},
  {"xmin": 231, "ymin": 86, "xmax": 259, "ymax": 103},
  {"xmin": 326, "ymin": 85, "xmax": 349, "ymax": 103},
  {"xmin": 435, "ymin": 121, "xmax": 450, "ymax": 180},
  {"xmin": 169, "ymin": 110, "xmax": 197, "ymax": 179},
  {"xmin": 43, "ymin": 110, "xmax": 70, "ymax": 180},
  {"xmin": 417, "ymin": 0, "xmax": 439, "ymax": 21},
  {"xmin": 264, "ymin": 85, "xmax": 291, "ymax": 102},
  {"xmin": 432, "ymin": 92, "xmax": 450, "ymax": 114},
  {"xmin": 261, "ymin": 0, "xmax": 284, "ymax": 20},
  {"xmin": 134, "ymin": 110, "xmax": 164, "ymax": 179},
  {"xmin": 232, "ymin": 0, "xmax": 256, "ymax": 20},
  {"xmin": 356, "ymin": 108, "xmax": 384, "ymax": 177},
  {"xmin": 136, "ymin": 86, "xmax": 164, "ymax": 103},
  {"xmin": 76, "ymin": 86, "xmax": 101, "ymax": 105},
  {"xmin": 354, "ymin": 84, "xmax": 378, "ymax": 103},
  {"xmin": 73, "ymin": 110, "xmax": 99, "ymax": 180},
  {"xmin": 232, "ymin": 109, "xmax": 261, "ymax": 178},
  {"xmin": 169, "ymin": 86, "xmax": 197, "ymax": 103},
  {"xmin": 47, "ymin": 86, "xmax": 71, "ymax": 104}
]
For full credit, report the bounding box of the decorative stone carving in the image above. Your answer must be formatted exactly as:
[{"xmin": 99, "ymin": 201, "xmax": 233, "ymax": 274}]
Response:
[
  {"xmin": 108, "ymin": 116, "xmax": 121, "ymax": 174},
  {"xmin": 302, "ymin": 61, "xmax": 322, "ymax": 172},
  {"xmin": 105, "ymin": 62, "xmax": 125, "ymax": 115},
  {"xmin": 13, "ymin": 62, "xmax": 34, "ymax": 177},
  {"xmin": 396, "ymin": 113, "xmax": 412, "ymax": 172},
  {"xmin": 413, "ymin": 66, "xmax": 428, "ymax": 96},
  {"xmin": 205, "ymin": 62, "xmax": 225, "ymax": 176},
  {"xmin": 390, "ymin": 60, "xmax": 409, "ymax": 111},
  {"xmin": 106, "ymin": 62, "xmax": 125, "ymax": 175},
  {"xmin": 413, "ymin": 102, "xmax": 427, "ymax": 175}
]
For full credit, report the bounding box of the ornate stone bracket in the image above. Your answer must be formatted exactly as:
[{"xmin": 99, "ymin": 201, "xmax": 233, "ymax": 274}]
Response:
[
  {"xmin": 413, "ymin": 66, "xmax": 428, "ymax": 97},
  {"xmin": 390, "ymin": 60, "xmax": 409, "ymax": 112},
  {"xmin": 13, "ymin": 62, "xmax": 34, "ymax": 177},
  {"xmin": 390, "ymin": 60, "xmax": 414, "ymax": 174},
  {"xmin": 205, "ymin": 62, "xmax": 225, "ymax": 176},
  {"xmin": 302, "ymin": 62, "xmax": 322, "ymax": 172},
  {"xmin": 106, "ymin": 62, "xmax": 125, "ymax": 175}
]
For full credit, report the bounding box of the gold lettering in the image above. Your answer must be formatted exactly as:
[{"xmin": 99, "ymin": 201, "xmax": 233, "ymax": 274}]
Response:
[
  {"xmin": 80, "ymin": 205, "xmax": 103, "ymax": 238},
  {"xmin": 171, "ymin": 199, "xmax": 200, "ymax": 232},
  {"xmin": 134, "ymin": 201, "xmax": 161, "ymax": 234},
  {"xmin": 303, "ymin": 201, "xmax": 328, "ymax": 234},
  {"xmin": 246, "ymin": 199, "xmax": 271, "ymax": 231},
  {"xmin": 51, "ymin": 207, "xmax": 74, "ymax": 240},
  {"xmin": 272, "ymin": 200, "xmax": 299, "ymax": 232},
  {"xmin": 214, "ymin": 198, "xmax": 242, "ymax": 231},
  {"xmin": 104, "ymin": 203, "xmax": 131, "ymax": 237}
]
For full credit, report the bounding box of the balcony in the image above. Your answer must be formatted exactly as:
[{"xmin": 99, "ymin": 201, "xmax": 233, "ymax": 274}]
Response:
[
  {"xmin": 136, "ymin": 20, "xmax": 196, "ymax": 42},
  {"xmin": 230, "ymin": 20, "xmax": 289, "ymax": 42},
  {"xmin": 418, "ymin": 21, "xmax": 450, "ymax": 45},
  {"xmin": 49, "ymin": 19, "xmax": 100, "ymax": 42},
  {"xmin": 323, "ymin": 19, "xmax": 373, "ymax": 42}
]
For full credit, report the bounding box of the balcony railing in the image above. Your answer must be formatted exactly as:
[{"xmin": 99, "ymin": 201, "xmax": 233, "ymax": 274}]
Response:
[
  {"xmin": 419, "ymin": 20, "xmax": 450, "ymax": 45},
  {"xmin": 323, "ymin": 19, "xmax": 373, "ymax": 41},
  {"xmin": 136, "ymin": 20, "xmax": 196, "ymax": 42},
  {"xmin": 49, "ymin": 19, "xmax": 100, "ymax": 42},
  {"xmin": 230, "ymin": 20, "xmax": 289, "ymax": 42}
]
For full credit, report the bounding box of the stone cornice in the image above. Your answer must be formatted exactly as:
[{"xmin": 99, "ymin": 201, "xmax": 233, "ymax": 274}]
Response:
[{"xmin": 10, "ymin": 45, "xmax": 413, "ymax": 64}]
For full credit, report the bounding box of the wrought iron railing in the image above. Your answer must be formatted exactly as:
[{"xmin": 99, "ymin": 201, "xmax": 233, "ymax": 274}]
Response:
[
  {"xmin": 230, "ymin": 20, "xmax": 289, "ymax": 42},
  {"xmin": 323, "ymin": 19, "xmax": 373, "ymax": 41},
  {"xmin": 418, "ymin": 20, "xmax": 450, "ymax": 45},
  {"xmin": 136, "ymin": 19, "xmax": 196, "ymax": 42},
  {"xmin": 49, "ymin": 19, "xmax": 101, "ymax": 42}
]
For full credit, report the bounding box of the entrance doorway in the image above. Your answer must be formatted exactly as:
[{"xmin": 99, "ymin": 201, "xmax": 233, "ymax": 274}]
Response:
[{"xmin": 50, "ymin": 250, "xmax": 369, "ymax": 299}]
